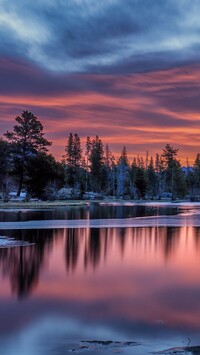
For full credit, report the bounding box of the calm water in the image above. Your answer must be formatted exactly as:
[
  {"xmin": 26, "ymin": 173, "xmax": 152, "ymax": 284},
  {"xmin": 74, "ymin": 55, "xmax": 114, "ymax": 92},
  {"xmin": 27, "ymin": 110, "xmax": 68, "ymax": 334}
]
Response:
[{"xmin": 0, "ymin": 204, "xmax": 200, "ymax": 354}]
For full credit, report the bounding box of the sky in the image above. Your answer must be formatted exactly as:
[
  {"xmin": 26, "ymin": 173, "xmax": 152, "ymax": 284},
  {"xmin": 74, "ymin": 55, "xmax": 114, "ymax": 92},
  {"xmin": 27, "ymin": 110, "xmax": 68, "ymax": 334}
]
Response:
[{"xmin": 0, "ymin": 0, "xmax": 200, "ymax": 163}]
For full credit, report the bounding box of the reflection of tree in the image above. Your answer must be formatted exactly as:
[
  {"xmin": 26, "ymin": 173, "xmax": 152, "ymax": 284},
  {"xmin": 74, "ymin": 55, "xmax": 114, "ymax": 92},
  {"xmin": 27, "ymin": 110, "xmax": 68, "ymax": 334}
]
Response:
[
  {"xmin": 65, "ymin": 229, "xmax": 79, "ymax": 272},
  {"xmin": 131, "ymin": 226, "xmax": 181, "ymax": 260},
  {"xmin": 103, "ymin": 229, "xmax": 109, "ymax": 261},
  {"xmin": 65, "ymin": 227, "xmax": 127, "ymax": 272},
  {"xmin": 118, "ymin": 227, "xmax": 126, "ymax": 256},
  {"xmin": 84, "ymin": 228, "xmax": 101, "ymax": 270},
  {"xmin": 194, "ymin": 227, "xmax": 200, "ymax": 252},
  {"xmin": 164, "ymin": 227, "xmax": 179, "ymax": 260},
  {"xmin": 0, "ymin": 229, "xmax": 55, "ymax": 298},
  {"xmin": 64, "ymin": 226, "xmax": 185, "ymax": 273},
  {"xmin": 1, "ymin": 246, "xmax": 42, "ymax": 298},
  {"xmin": 2, "ymin": 224, "xmax": 198, "ymax": 297}
]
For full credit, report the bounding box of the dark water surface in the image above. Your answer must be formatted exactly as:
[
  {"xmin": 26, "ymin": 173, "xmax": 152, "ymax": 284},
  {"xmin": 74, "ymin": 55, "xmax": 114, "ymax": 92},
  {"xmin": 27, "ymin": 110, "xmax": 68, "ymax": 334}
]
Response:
[
  {"xmin": 0, "ymin": 203, "xmax": 180, "ymax": 222},
  {"xmin": 0, "ymin": 205, "xmax": 200, "ymax": 354}
]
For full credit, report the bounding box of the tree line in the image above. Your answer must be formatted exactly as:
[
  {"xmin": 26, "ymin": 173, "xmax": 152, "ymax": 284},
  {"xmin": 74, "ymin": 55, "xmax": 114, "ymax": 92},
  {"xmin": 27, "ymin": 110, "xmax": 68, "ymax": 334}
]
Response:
[{"xmin": 0, "ymin": 110, "xmax": 200, "ymax": 201}]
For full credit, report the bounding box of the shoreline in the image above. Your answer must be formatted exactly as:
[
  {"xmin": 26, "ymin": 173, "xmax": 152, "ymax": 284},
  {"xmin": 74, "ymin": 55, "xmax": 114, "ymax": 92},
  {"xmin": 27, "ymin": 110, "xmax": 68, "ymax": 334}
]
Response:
[
  {"xmin": 0, "ymin": 198, "xmax": 199, "ymax": 209},
  {"xmin": 0, "ymin": 199, "xmax": 90, "ymax": 209}
]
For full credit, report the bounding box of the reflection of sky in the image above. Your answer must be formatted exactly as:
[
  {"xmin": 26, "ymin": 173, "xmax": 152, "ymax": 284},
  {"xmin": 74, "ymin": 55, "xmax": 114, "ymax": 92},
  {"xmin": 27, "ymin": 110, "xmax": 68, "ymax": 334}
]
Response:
[
  {"xmin": 0, "ymin": 315, "xmax": 180, "ymax": 355},
  {"xmin": 1, "ymin": 225, "xmax": 200, "ymax": 353}
]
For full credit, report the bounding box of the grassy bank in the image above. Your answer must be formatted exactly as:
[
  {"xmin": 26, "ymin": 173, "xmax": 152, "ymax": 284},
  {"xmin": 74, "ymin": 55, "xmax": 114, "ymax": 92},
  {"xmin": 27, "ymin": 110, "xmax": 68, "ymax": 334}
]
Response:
[
  {"xmin": 0, "ymin": 198, "xmax": 192, "ymax": 209},
  {"xmin": 0, "ymin": 200, "xmax": 90, "ymax": 209}
]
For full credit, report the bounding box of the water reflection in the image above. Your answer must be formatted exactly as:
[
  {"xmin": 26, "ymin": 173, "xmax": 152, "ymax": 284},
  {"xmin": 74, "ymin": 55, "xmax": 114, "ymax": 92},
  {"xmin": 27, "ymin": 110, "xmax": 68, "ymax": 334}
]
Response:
[
  {"xmin": 0, "ymin": 229, "xmax": 55, "ymax": 298},
  {"xmin": 1, "ymin": 224, "xmax": 200, "ymax": 353},
  {"xmin": 65, "ymin": 229, "xmax": 79, "ymax": 272},
  {"xmin": 0, "ymin": 226, "xmax": 200, "ymax": 299},
  {"xmin": 0, "ymin": 204, "xmax": 180, "ymax": 222},
  {"xmin": 64, "ymin": 226, "xmax": 188, "ymax": 271}
]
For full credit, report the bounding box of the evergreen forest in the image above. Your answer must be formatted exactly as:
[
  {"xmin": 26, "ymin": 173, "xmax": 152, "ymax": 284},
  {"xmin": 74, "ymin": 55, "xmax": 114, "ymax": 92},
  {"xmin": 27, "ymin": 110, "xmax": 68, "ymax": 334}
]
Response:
[{"xmin": 0, "ymin": 111, "xmax": 200, "ymax": 201}]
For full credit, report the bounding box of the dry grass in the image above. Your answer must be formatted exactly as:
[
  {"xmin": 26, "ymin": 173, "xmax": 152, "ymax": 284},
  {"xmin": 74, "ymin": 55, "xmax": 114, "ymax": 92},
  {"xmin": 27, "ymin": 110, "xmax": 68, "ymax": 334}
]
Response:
[{"xmin": 0, "ymin": 200, "xmax": 90, "ymax": 209}]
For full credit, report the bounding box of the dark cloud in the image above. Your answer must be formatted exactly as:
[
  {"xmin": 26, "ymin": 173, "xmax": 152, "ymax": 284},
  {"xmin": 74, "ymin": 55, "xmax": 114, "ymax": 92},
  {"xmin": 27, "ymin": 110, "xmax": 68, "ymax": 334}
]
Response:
[
  {"xmin": 0, "ymin": 57, "xmax": 115, "ymax": 96},
  {"xmin": 1, "ymin": 0, "xmax": 200, "ymax": 74},
  {"xmin": 154, "ymin": 84, "xmax": 200, "ymax": 113}
]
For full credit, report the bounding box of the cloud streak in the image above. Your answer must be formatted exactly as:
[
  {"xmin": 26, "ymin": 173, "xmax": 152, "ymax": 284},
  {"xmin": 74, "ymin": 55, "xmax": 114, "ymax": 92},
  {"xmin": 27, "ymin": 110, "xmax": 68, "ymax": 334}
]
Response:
[{"xmin": 0, "ymin": 55, "xmax": 200, "ymax": 162}]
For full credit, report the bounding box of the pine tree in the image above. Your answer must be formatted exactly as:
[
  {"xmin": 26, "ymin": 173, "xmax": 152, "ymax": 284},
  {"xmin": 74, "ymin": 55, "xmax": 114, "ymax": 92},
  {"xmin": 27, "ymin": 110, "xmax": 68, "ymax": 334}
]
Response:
[
  {"xmin": 193, "ymin": 153, "xmax": 200, "ymax": 195},
  {"xmin": 85, "ymin": 136, "xmax": 92, "ymax": 191},
  {"xmin": 185, "ymin": 158, "xmax": 195, "ymax": 200},
  {"xmin": 0, "ymin": 139, "xmax": 12, "ymax": 180},
  {"xmin": 104, "ymin": 144, "xmax": 115, "ymax": 195},
  {"xmin": 26, "ymin": 153, "xmax": 58, "ymax": 198},
  {"xmin": 0, "ymin": 139, "xmax": 15, "ymax": 200},
  {"xmin": 64, "ymin": 133, "xmax": 82, "ymax": 186},
  {"xmin": 116, "ymin": 146, "xmax": 130, "ymax": 198},
  {"xmin": 130, "ymin": 158, "xmax": 137, "ymax": 198},
  {"xmin": 73, "ymin": 133, "xmax": 82, "ymax": 169},
  {"xmin": 130, "ymin": 155, "xmax": 147, "ymax": 199},
  {"xmin": 4, "ymin": 111, "xmax": 51, "ymax": 196},
  {"xmin": 134, "ymin": 166, "xmax": 147, "ymax": 199},
  {"xmin": 155, "ymin": 153, "xmax": 166, "ymax": 198},
  {"xmin": 89, "ymin": 136, "xmax": 104, "ymax": 192},
  {"xmin": 65, "ymin": 133, "xmax": 74, "ymax": 168},
  {"xmin": 146, "ymin": 157, "xmax": 157, "ymax": 199},
  {"xmin": 162, "ymin": 144, "xmax": 186, "ymax": 199}
]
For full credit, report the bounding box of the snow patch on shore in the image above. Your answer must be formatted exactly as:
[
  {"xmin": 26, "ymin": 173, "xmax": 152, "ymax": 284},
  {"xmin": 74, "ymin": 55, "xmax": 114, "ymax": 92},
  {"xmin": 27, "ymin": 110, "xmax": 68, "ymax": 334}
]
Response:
[
  {"xmin": 0, "ymin": 236, "xmax": 34, "ymax": 248},
  {"xmin": 0, "ymin": 214, "xmax": 200, "ymax": 229}
]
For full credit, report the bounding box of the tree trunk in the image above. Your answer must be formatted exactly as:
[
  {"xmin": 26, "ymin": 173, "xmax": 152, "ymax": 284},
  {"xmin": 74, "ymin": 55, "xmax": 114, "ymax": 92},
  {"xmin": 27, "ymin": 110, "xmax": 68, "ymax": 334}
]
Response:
[{"xmin": 17, "ymin": 165, "xmax": 24, "ymax": 197}]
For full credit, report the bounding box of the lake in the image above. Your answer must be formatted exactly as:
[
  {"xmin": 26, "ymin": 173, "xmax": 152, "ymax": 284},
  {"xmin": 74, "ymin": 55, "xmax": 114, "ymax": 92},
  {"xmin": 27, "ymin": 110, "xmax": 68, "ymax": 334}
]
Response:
[{"xmin": 0, "ymin": 202, "xmax": 200, "ymax": 354}]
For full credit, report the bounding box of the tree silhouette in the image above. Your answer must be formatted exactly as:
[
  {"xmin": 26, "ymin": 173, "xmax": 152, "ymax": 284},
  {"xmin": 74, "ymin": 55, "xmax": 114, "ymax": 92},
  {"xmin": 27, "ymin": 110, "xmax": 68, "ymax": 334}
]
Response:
[{"xmin": 4, "ymin": 111, "xmax": 51, "ymax": 196}]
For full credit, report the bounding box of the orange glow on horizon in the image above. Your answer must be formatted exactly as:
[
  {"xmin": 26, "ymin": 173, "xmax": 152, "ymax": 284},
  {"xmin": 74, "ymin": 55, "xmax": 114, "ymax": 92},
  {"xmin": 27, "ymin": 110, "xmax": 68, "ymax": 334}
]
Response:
[{"xmin": 0, "ymin": 64, "xmax": 200, "ymax": 163}]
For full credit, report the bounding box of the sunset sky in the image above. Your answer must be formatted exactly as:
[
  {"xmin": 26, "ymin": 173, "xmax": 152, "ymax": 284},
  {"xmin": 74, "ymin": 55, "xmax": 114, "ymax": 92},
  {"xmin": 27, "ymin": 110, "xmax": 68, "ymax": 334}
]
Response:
[{"xmin": 0, "ymin": 0, "xmax": 200, "ymax": 163}]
